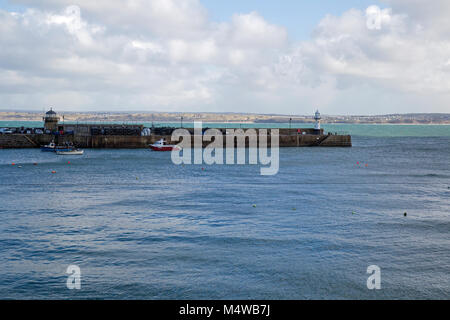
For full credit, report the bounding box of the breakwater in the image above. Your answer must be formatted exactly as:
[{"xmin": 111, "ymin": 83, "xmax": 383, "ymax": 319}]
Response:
[{"xmin": 0, "ymin": 129, "xmax": 351, "ymax": 149}]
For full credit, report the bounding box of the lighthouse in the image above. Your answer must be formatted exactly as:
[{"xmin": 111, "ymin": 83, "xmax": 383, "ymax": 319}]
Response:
[
  {"xmin": 43, "ymin": 108, "xmax": 60, "ymax": 132},
  {"xmin": 314, "ymin": 109, "xmax": 321, "ymax": 132}
]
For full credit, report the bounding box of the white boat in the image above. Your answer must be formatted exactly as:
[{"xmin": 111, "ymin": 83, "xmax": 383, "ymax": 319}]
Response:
[
  {"xmin": 149, "ymin": 139, "xmax": 181, "ymax": 151},
  {"xmin": 56, "ymin": 149, "xmax": 84, "ymax": 155}
]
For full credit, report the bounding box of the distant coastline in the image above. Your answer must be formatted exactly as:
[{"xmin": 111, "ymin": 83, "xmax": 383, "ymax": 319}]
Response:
[{"xmin": 0, "ymin": 111, "xmax": 449, "ymax": 125}]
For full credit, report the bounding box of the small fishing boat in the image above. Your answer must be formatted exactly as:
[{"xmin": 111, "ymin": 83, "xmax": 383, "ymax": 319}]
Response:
[
  {"xmin": 41, "ymin": 141, "xmax": 75, "ymax": 152},
  {"xmin": 41, "ymin": 141, "xmax": 57, "ymax": 152},
  {"xmin": 149, "ymin": 139, "xmax": 181, "ymax": 151},
  {"xmin": 56, "ymin": 149, "xmax": 84, "ymax": 155}
]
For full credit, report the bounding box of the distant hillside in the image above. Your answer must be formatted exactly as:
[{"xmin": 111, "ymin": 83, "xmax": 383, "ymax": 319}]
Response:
[{"xmin": 0, "ymin": 111, "xmax": 449, "ymax": 124}]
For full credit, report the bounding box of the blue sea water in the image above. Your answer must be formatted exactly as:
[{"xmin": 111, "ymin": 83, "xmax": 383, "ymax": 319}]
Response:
[{"xmin": 0, "ymin": 124, "xmax": 449, "ymax": 299}]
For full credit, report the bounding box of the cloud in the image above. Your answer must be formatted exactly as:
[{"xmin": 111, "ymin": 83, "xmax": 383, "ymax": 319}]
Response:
[
  {"xmin": 0, "ymin": 1, "xmax": 449, "ymax": 114},
  {"xmin": 229, "ymin": 11, "xmax": 287, "ymax": 48},
  {"xmin": 45, "ymin": 5, "xmax": 102, "ymax": 46},
  {"xmin": 382, "ymin": 0, "xmax": 450, "ymax": 35},
  {"xmin": 276, "ymin": 4, "xmax": 450, "ymax": 113},
  {"xmin": 10, "ymin": 0, "xmax": 210, "ymax": 38}
]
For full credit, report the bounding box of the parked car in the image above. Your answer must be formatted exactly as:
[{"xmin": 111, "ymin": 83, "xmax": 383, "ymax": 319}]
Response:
[
  {"xmin": 0, "ymin": 128, "xmax": 13, "ymax": 134},
  {"xmin": 34, "ymin": 129, "xmax": 44, "ymax": 134}
]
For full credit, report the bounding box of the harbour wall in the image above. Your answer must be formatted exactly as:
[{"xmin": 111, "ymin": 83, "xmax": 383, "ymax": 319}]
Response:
[{"xmin": 0, "ymin": 132, "xmax": 351, "ymax": 148}]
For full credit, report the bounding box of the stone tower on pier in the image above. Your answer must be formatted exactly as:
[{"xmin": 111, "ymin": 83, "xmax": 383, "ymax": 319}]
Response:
[{"xmin": 44, "ymin": 108, "xmax": 59, "ymax": 132}]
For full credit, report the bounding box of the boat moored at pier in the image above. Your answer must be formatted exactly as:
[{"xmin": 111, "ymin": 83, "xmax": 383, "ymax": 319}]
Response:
[
  {"xmin": 56, "ymin": 149, "xmax": 84, "ymax": 155},
  {"xmin": 150, "ymin": 139, "xmax": 181, "ymax": 151},
  {"xmin": 40, "ymin": 141, "xmax": 57, "ymax": 152},
  {"xmin": 41, "ymin": 141, "xmax": 75, "ymax": 152}
]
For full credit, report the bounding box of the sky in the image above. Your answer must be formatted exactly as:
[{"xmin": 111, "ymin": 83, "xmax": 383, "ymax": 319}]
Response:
[
  {"xmin": 0, "ymin": 0, "xmax": 449, "ymax": 115},
  {"xmin": 201, "ymin": 0, "xmax": 381, "ymax": 41}
]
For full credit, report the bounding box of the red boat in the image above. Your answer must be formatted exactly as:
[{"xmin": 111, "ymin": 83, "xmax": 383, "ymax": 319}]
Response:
[{"xmin": 149, "ymin": 139, "xmax": 181, "ymax": 151}]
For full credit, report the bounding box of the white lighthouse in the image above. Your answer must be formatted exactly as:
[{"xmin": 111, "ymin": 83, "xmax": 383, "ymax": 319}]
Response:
[{"xmin": 314, "ymin": 109, "xmax": 321, "ymax": 130}]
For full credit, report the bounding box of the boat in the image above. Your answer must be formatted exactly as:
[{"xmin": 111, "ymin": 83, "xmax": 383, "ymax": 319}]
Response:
[
  {"xmin": 56, "ymin": 149, "xmax": 84, "ymax": 155},
  {"xmin": 41, "ymin": 141, "xmax": 75, "ymax": 152},
  {"xmin": 149, "ymin": 139, "xmax": 181, "ymax": 151},
  {"xmin": 41, "ymin": 141, "xmax": 57, "ymax": 152}
]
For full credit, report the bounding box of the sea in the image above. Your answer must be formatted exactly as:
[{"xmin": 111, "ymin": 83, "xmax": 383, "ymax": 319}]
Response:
[{"xmin": 0, "ymin": 122, "xmax": 449, "ymax": 299}]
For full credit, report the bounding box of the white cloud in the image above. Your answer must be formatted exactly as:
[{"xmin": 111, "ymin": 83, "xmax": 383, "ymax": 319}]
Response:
[
  {"xmin": 276, "ymin": 4, "xmax": 450, "ymax": 113},
  {"xmin": 11, "ymin": 0, "xmax": 210, "ymax": 38},
  {"xmin": 229, "ymin": 11, "xmax": 287, "ymax": 48},
  {"xmin": 0, "ymin": 1, "xmax": 449, "ymax": 114},
  {"xmin": 366, "ymin": 5, "xmax": 392, "ymax": 30},
  {"xmin": 45, "ymin": 5, "xmax": 103, "ymax": 46}
]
